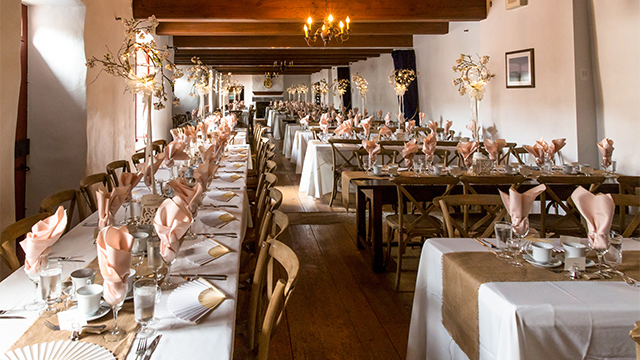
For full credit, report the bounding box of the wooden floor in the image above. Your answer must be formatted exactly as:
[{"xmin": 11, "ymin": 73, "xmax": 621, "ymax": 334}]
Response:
[{"xmin": 234, "ymin": 140, "xmax": 419, "ymax": 360}]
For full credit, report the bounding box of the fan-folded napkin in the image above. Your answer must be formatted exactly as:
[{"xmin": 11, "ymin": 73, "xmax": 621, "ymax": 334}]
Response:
[
  {"xmin": 570, "ymin": 187, "xmax": 614, "ymax": 249},
  {"xmin": 19, "ymin": 206, "xmax": 67, "ymax": 275},
  {"xmin": 499, "ymin": 185, "xmax": 546, "ymax": 237}
]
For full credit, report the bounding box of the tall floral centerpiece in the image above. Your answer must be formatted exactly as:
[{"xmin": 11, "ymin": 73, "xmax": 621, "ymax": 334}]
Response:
[
  {"xmin": 87, "ymin": 16, "xmax": 183, "ymax": 195},
  {"xmin": 352, "ymin": 73, "xmax": 368, "ymax": 114},
  {"xmin": 332, "ymin": 79, "xmax": 350, "ymax": 112},
  {"xmin": 389, "ymin": 69, "xmax": 417, "ymax": 120},
  {"xmin": 314, "ymin": 79, "xmax": 330, "ymax": 106},
  {"xmin": 452, "ymin": 54, "xmax": 495, "ymax": 141},
  {"xmin": 297, "ymin": 83, "xmax": 309, "ymax": 102},
  {"xmin": 287, "ymin": 85, "xmax": 297, "ymax": 101},
  {"xmin": 186, "ymin": 56, "xmax": 213, "ymax": 119}
]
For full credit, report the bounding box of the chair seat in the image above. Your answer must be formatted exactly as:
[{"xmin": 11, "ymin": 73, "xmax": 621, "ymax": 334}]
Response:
[
  {"xmin": 384, "ymin": 214, "xmax": 442, "ymax": 234},
  {"xmin": 529, "ymin": 214, "xmax": 585, "ymax": 236}
]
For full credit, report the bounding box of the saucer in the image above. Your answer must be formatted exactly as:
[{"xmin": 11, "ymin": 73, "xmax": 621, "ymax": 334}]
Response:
[
  {"xmin": 70, "ymin": 300, "xmax": 111, "ymax": 321},
  {"xmin": 585, "ymin": 259, "xmax": 596, "ymax": 268},
  {"xmin": 523, "ymin": 254, "xmax": 562, "ymax": 268}
]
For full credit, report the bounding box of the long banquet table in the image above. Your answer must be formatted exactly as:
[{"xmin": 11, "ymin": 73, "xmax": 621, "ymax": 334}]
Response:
[
  {"xmin": 406, "ymin": 237, "xmax": 640, "ymax": 360},
  {"xmin": 0, "ymin": 144, "xmax": 250, "ymax": 360}
]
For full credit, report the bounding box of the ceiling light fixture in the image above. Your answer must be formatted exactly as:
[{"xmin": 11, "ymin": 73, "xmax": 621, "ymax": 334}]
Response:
[
  {"xmin": 304, "ymin": 0, "xmax": 350, "ymax": 47},
  {"xmin": 274, "ymin": 61, "xmax": 293, "ymax": 73}
]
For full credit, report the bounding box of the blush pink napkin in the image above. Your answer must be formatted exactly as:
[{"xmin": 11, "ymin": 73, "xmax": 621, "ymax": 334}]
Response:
[
  {"xmin": 422, "ymin": 133, "xmax": 437, "ymax": 163},
  {"xmin": 19, "ymin": 206, "xmax": 67, "ymax": 276},
  {"xmin": 444, "ymin": 120, "xmax": 453, "ymax": 138},
  {"xmin": 164, "ymin": 140, "xmax": 191, "ymax": 167},
  {"xmin": 119, "ymin": 172, "xmax": 142, "ymax": 195},
  {"xmin": 548, "ymin": 138, "xmax": 566, "ymax": 158},
  {"xmin": 377, "ymin": 110, "xmax": 383, "ymax": 121},
  {"xmin": 167, "ymin": 178, "xmax": 204, "ymax": 215},
  {"xmin": 483, "ymin": 138, "xmax": 507, "ymax": 162},
  {"xmin": 466, "ymin": 120, "xmax": 480, "ymax": 139},
  {"xmin": 153, "ymin": 197, "xmax": 193, "ymax": 263},
  {"xmin": 96, "ymin": 185, "xmax": 130, "ymax": 229},
  {"xmin": 199, "ymin": 145, "xmax": 215, "ymax": 163},
  {"xmin": 362, "ymin": 139, "xmax": 381, "ymax": 163},
  {"xmin": 336, "ymin": 114, "xmax": 344, "ymax": 125},
  {"xmin": 428, "ymin": 120, "xmax": 438, "ymax": 135},
  {"xmin": 319, "ymin": 117, "xmax": 329, "ymax": 135},
  {"xmin": 499, "ymin": 185, "xmax": 546, "ymax": 237},
  {"xmin": 334, "ymin": 120, "xmax": 353, "ymax": 136},
  {"xmin": 361, "ymin": 116, "xmax": 373, "ymax": 136},
  {"xmin": 96, "ymin": 226, "xmax": 133, "ymax": 306},
  {"xmin": 193, "ymin": 160, "xmax": 214, "ymax": 189},
  {"xmin": 197, "ymin": 122, "xmax": 209, "ymax": 138},
  {"xmin": 419, "ymin": 112, "xmax": 426, "ymax": 126},
  {"xmin": 456, "ymin": 141, "xmax": 478, "ymax": 167},
  {"xmin": 402, "ymin": 139, "xmax": 419, "ymax": 168},
  {"xmin": 405, "ymin": 120, "xmax": 416, "ymax": 134},
  {"xmin": 597, "ymin": 138, "xmax": 614, "ymax": 167},
  {"xmin": 523, "ymin": 143, "xmax": 546, "ymax": 165},
  {"xmin": 384, "ymin": 112, "xmax": 391, "ymax": 126},
  {"xmin": 571, "ymin": 186, "xmax": 614, "ymax": 249},
  {"xmin": 136, "ymin": 153, "xmax": 165, "ymax": 187},
  {"xmin": 299, "ymin": 115, "xmax": 310, "ymax": 126},
  {"xmin": 353, "ymin": 114, "xmax": 361, "ymax": 127}
]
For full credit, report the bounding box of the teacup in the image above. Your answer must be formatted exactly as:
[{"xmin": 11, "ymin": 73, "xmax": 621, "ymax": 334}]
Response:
[
  {"xmin": 70, "ymin": 268, "xmax": 96, "ymax": 293},
  {"xmin": 449, "ymin": 166, "xmax": 462, "ymax": 176},
  {"xmin": 373, "ymin": 165, "xmax": 383, "ymax": 176},
  {"xmin": 433, "ymin": 165, "xmax": 444, "ymax": 176},
  {"xmin": 562, "ymin": 241, "xmax": 587, "ymax": 258},
  {"xmin": 504, "ymin": 164, "xmax": 514, "ymax": 174},
  {"xmin": 519, "ymin": 165, "xmax": 532, "ymax": 176},
  {"xmin": 76, "ymin": 284, "xmax": 103, "ymax": 316},
  {"xmin": 529, "ymin": 242, "xmax": 554, "ymax": 263},
  {"xmin": 388, "ymin": 165, "xmax": 399, "ymax": 176},
  {"xmin": 563, "ymin": 164, "xmax": 574, "ymax": 174}
]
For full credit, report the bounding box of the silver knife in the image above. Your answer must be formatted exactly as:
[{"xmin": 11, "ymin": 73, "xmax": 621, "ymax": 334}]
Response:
[
  {"xmin": 0, "ymin": 316, "xmax": 26, "ymax": 319},
  {"xmin": 143, "ymin": 334, "xmax": 162, "ymax": 360}
]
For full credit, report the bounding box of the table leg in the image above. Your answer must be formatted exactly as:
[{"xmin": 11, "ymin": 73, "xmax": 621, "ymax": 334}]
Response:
[
  {"xmin": 356, "ymin": 187, "xmax": 366, "ymax": 250},
  {"xmin": 371, "ymin": 188, "xmax": 385, "ymax": 273}
]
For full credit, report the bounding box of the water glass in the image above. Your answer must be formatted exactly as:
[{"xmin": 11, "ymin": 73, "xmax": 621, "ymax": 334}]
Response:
[
  {"xmin": 24, "ymin": 254, "xmax": 48, "ymax": 311},
  {"xmin": 414, "ymin": 157, "xmax": 424, "ymax": 175},
  {"xmin": 605, "ymin": 234, "xmax": 623, "ymax": 270},
  {"xmin": 493, "ymin": 222, "xmax": 513, "ymax": 260},
  {"xmin": 134, "ymin": 279, "xmax": 157, "ymax": 338},
  {"xmin": 507, "ymin": 237, "xmax": 523, "ymax": 267},
  {"xmin": 147, "ymin": 238, "xmax": 163, "ymax": 282},
  {"xmin": 131, "ymin": 232, "xmax": 149, "ymax": 280},
  {"xmin": 39, "ymin": 260, "xmax": 63, "ymax": 317}
]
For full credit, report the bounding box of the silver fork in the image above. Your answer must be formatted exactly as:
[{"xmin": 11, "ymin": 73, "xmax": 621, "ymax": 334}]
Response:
[
  {"xmin": 0, "ymin": 310, "xmax": 7, "ymax": 315},
  {"xmin": 135, "ymin": 337, "xmax": 148, "ymax": 360}
]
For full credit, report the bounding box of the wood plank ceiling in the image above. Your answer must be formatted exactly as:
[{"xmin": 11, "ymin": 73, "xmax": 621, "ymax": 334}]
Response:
[{"xmin": 133, "ymin": 0, "xmax": 487, "ymax": 75}]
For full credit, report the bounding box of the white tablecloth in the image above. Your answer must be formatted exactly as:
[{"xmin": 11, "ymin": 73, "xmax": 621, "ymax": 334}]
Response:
[
  {"xmin": 283, "ymin": 124, "xmax": 302, "ymax": 159},
  {"xmin": 292, "ymin": 130, "xmax": 314, "ymax": 174},
  {"xmin": 298, "ymin": 140, "xmax": 359, "ymax": 199},
  {"xmin": 406, "ymin": 238, "xmax": 640, "ymax": 360},
  {"xmin": 0, "ymin": 144, "xmax": 251, "ymax": 360},
  {"xmin": 269, "ymin": 112, "xmax": 287, "ymax": 140}
]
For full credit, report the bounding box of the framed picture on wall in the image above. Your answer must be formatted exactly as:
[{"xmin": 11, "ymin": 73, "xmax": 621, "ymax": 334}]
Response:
[{"xmin": 505, "ymin": 48, "xmax": 535, "ymax": 88}]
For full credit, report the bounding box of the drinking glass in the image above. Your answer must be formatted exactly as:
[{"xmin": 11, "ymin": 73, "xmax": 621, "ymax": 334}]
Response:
[
  {"xmin": 134, "ymin": 279, "xmax": 157, "ymax": 338},
  {"xmin": 120, "ymin": 199, "xmax": 132, "ymax": 225},
  {"xmin": 414, "ymin": 157, "xmax": 424, "ymax": 175},
  {"xmin": 493, "ymin": 221, "xmax": 513, "ymax": 260},
  {"xmin": 39, "ymin": 260, "xmax": 63, "ymax": 317},
  {"xmin": 589, "ymin": 233, "xmax": 615, "ymax": 279},
  {"xmin": 104, "ymin": 287, "xmax": 127, "ymax": 342},
  {"xmin": 509, "ymin": 222, "xmax": 529, "ymax": 267},
  {"xmin": 131, "ymin": 233, "xmax": 148, "ymax": 281},
  {"xmin": 147, "ymin": 238, "xmax": 163, "ymax": 283},
  {"xmin": 24, "ymin": 254, "xmax": 47, "ymax": 311},
  {"xmin": 605, "ymin": 234, "xmax": 623, "ymax": 271},
  {"xmin": 366, "ymin": 155, "xmax": 375, "ymax": 175},
  {"xmin": 161, "ymin": 241, "xmax": 183, "ymax": 291},
  {"xmin": 60, "ymin": 280, "xmax": 74, "ymax": 311}
]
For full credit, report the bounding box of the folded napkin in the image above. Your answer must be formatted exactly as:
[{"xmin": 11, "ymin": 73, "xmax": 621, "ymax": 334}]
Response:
[
  {"xmin": 597, "ymin": 138, "xmax": 614, "ymax": 167},
  {"xmin": 483, "ymin": 138, "xmax": 507, "ymax": 162},
  {"xmin": 422, "ymin": 133, "xmax": 437, "ymax": 163},
  {"xmin": 96, "ymin": 184, "xmax": 130, "ymax": 228},
  {"xmin": 197, "ymin": 122, "xmax": 209, "ymax": 138},
  {"xmin": 119, "ymin": 172, "xmax": 142, "ymax": 195},
  {"xmin": 466, "ymin": 119, "xmax": 480, "ymax": 139},
  {"xmin": 523, "ymin": 142, "xmax": 546, "ymax": 166},
  {"xmin": 419, "ymin": 112, "xmax": 426, "ymax": 126},
  {"xmin": 456, "ymin": 141, "xmax": 478, "ymax": 168},
  {"xmin": 215, "ymin": 173, "xmax": 243, "ymax": 183},
  {"xmin": 571, "ymin": 187, "xmax": 614, "ymax": 250},
  {"xmin": 96, "ymin": 226, "xmax": 133, "ymax": 306},
  {"xmin": 352, "ymin": 114, "xmax": 361, "ymax": 127},
  {"xmin": 379, "ymin": 125, "xmax": 392, "ymax": 138},
  {"xmin": 137, "ymin": 152, "xmax": 165, "ymax": 187},
  {"xmin": 428, "ymin": 120, "xmax": 438, "ymax": 135},
  {"xmin": 547, "ymin": 138, "xmax": 566, "ymax": 159},
  {"xmin": 336, "ymin": 114, "xmax": 344, "ymax": 125},
  {"xmin": 199, "ymin": 210, "xmax": 237, "ymax": 228},
  {"xmin": 444, "ymin": 120, "xmax": 453, "ymax": 137},
  {"xmin": 299, "ymin": 115, "xmax": 310, "ymax": 127},
  {"xmin": 199, "ymin": 145, "xmax": 215, "ymax": 163},
  {"xmin": 499, "ymin": 185, "xmax": 546, "ymax": 237},
  {"xmin": 154, "ymin": 197, "xmax": 193, "ymax": 263},
  {"xmin": 19, "ymin": 206, "xmax": 67, "ymax": 275},
  {"xmin": 377, "ymin": 110, "xmax": 383, "ymax": 121},
  {"xmin": 361, "ymin": 117, "xmax": 373, "ymax": 136},
  {"xmin": 384, "ymin": 113, "xmax": 392, "ymax": 126},
  {"xmin": 334, "ymin": 121, "xmax": 353, "ymax": 136},
  {"xmin": 362, "ymin": 139, "xmax": 381, "ymax": 164},
  {"xmin": 167, "ymin": 178, "xmax": 204, "ymax": 215},
  {"xmin": 193, "ymin": 160, "xmax": 214, "ymax": 189},
  {"xmin": 165, "ymin": 140, "xmax": 191, "ymax": 167},
  {"xmin": 184, "ymin": 125, "xmax": 197, "ymax": 141},
  {"xmin": 405, "ymin": 120, "xmax": 416, "ymax": 134},
  {"xmin": 402, "ymin": 139, "xmax": 419, "ymax": 168},
  {"xmin": 206, "ymin": 190, "xmax": 237, "ymax": 202}
]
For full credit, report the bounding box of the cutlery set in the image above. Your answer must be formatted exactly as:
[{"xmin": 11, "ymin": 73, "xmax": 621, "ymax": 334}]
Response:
[{"xmin": 135, "ymin": 334, "xmax": 161, "ymax": 360}]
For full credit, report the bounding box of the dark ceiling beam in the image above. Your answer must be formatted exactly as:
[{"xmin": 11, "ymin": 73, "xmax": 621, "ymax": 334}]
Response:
[
  {"xmin": 174, "ymin": 48, "xmax": 393, "ymax": 56},
  {"xmin": 157, "ymin": 21, "xmax": 448, "ymax": 36},
  {"xmin": 211, "ymin": 66, "xmax": 326, "ymax": 75},
  {"xmin": 173, "ymin": 35, "xmax": 413, "ymax": 48},
  {"xmin": 174, "ymin": 55, "xmax": 373, "ymax": 62},
  {"xmin": 176, "ymin": 59, "xmax": 357, "ymax": 66},
  {"xmin": 134, "ymin": 0, "xmax": 487, "ymax": 21}
]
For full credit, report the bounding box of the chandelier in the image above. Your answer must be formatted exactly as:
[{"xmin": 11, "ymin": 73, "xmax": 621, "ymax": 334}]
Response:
[
  {"xmin": 303, "ymin": 0, "xmax": 350, "ymax": 46},
  {"xmin": 274, "ymin": 61, "xmax": 293, "ymax": 73}
]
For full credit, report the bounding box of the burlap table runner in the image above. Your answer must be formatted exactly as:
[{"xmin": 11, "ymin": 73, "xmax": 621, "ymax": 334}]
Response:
[
  {"xmin": 9, "ymin": 256, "xmax": 163, "ymax": 359},
  {"xmin": 442, "ymin": 250, "xmax": 640, "ymax": 360},
  {"xmin": 341, "ymin": 171, "xmax": 382, "ymax": 210}
]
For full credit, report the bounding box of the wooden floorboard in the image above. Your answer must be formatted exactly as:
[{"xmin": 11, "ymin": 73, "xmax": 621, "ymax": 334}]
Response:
[{"xmin": 235, "ymin": 132, "xmax": 416, "ymax": 359}]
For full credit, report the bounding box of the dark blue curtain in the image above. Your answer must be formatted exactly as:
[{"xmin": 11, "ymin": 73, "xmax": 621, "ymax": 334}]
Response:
[
  {"xmin": 337, "ymin": 67, "xmax": 352, "ymax": 111},
  {"xmin": 392, "ymin": 50, "xmax": 419, "ymax": 120}
]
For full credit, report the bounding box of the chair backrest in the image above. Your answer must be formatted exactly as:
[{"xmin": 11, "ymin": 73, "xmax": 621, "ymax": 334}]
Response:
[
  {"xmin": 39, "ymin": 189, "xmax": 85, "ymax": 234},
  {"xmin": 610, "ymin": 193, "xmax": 640, "ymax": 237},
  {"xmin": 499, "ymin": 142, "xmax": 518, "ymax": 165},
  {"xmin": 152, "ymin": 139, "xmax": 167, "ymax": 153},
  {"xmin": 536, "ymin": 175, "xmax": 606, "ymax": 237},
  {"xmin": 254, "ymin": 160, "xmax": 277, "ymax": 205},
  {"xmin": 248, "ymin": 237, "xmax": 299, "ymax": 360},
  {"xmin": 131, "ymin": 152, "xmax": 146, "ymax": 167},
  {"xmin": 434, "ymin": 194, "xmax": 507, "ymax": 238},
  {"xmin": 1, "ymin": 212, "xmax": 51, "ymax": 272},
  {"xmin": 79, "ymin": 173, "xmax": 113, "ymax": 213},
  {"xmin": 392, "ymin": 176, "xmax": 460, "ymax": 236},
  {"xmin": 105, "ymin": 160, "xmax": 131, "ymax": 187},
  {"xmin": 618, "ymin": 176, "xmax": 640, "ymax": 195},
  {"xmin": 254, "ymin": 173, "xmax": 279, "ymax": 237},
  {"xmin": 354, "ymin": 147, "xmax": 397, "ymax": 168},
  {"xmin": 509, "ymin": 147, "xmax": 528, "ymax": 165},
  {"xmin": 328, "ymin": 138, "xmax": 363, "ymax": 173},
  {"xmin": 459, "ymin": 175, "xmax": 526, "ymax": 194}
]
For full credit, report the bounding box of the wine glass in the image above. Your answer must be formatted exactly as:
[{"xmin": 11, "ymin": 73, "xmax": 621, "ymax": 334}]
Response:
[
  {"xmin": 24, "ymin": 254, "xmax": 47, "ymax": 311},
  {"xmin": 160, "ymin": 240, "xmax": 183, "ymax": 291},
  {"xmin": 39, "ymin": 260, "xmax": 63, "ymax": 317},
  {"xmin": 589, "ymin": 234, "xmax": 614, "ymax": 279},
  {"xmin": 414, "ymin": 157, "xmax": 424, "ymax": 176},
  {"xmin": 103, "ymin": 285, "xmax": 128, "ymax": 342},
  {"xmin": 131, "ymin": 232, "xmax": 148, "ymax": 281},
  {"xmin": 134, "ymin": 279, "xmax": 157, "ymax": 338},
  {"xmin": 147, "ymin": 238, "xmax": 163, "ymax": 283},
  {"xmin": 508, "ymin": 222, "xmax": 529, "ymax": 267}
]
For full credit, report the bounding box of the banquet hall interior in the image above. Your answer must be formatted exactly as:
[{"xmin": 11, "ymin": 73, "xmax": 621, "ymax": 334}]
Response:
[{"xmin": 0, "ymin": 0, "xmax": 639, "ymax": 359}]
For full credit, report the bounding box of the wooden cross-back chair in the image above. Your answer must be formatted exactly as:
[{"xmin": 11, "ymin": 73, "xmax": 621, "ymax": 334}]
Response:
[
  {"xmin": 105, "ymin": 160, "xmax": 131, "ymax": 187},
  {"xmin": 152, "ymin": 139, "xmax": 167, "ymax": 153},
  {"xmin": 354, "ymin": 147, "xmax": 398, "ymax": 169},
  {"xmin": 497, "ymin": 142, "xmax": 518, "ymax": 165},
  {"xmin": 1, "ymin": 212, "xmax": 51, "ymax": 272},
  {"xmin": 434, "ymin": 194, "xmax": 507, "ymax": 238},
  {"xmin": 40, "ymin": 189, "xmax": 85, "ymax": 234},
  {"xmin": 508, "ymin": 146, "xmax": 529, "ymax": 165},
  {"xmin": 534, "ymin": 175, "xmax": 606, "ymax": 238},
  {"xmin": 131, "ymin": 152, "xmax": 146, "ymax": 167},
  {"xmin": 385, "ymin": 175, "xmax": 460, "ymax": 290},
  {"xmin": 248, "ymin": 237, "xmax": 299, "ymax": 360},
  {"xmin": 328, "ymin": 138, "xmax": 363, "ymax": 206},
  {"xmin": 79, "ymin": 173, "xmax": 113, "ymax": 213},
  {"xmin": 253, "ymin": 173, "xmax": 278, "ymax": 235},
  {"xmin": 610, "ymin": 194, "xmax": 640, "ymax": 237},
  {"xmin": 618, "ymin": 176, "xmax": 640, "ymax": 195}
]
